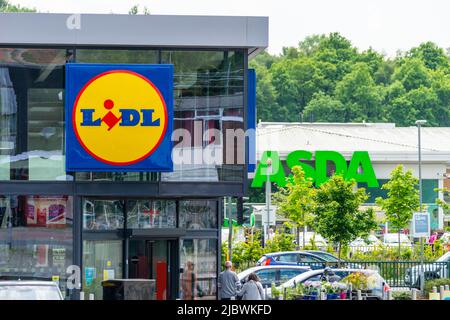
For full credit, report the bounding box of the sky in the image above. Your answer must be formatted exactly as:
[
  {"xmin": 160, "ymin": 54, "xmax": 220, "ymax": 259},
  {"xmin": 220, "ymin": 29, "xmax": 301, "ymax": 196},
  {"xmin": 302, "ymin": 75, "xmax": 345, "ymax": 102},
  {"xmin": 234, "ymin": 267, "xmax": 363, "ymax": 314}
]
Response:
[{"xmin": 9, "ymin": 0, "xmax": 450, "ymax": 56}]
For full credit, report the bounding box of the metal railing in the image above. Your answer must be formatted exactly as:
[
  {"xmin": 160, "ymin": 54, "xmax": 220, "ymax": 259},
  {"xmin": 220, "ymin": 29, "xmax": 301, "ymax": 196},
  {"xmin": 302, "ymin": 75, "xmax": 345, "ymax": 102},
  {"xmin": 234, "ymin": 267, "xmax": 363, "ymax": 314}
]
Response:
[{"xmin": 296, "ymin": 261, "xmax": 450, "ymax": 288}]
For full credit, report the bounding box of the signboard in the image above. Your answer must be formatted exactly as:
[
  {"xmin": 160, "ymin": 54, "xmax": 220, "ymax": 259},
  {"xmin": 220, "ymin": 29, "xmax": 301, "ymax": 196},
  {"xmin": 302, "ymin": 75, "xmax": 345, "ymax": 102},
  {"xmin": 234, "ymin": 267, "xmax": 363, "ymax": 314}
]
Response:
[
  {"xmin": 252, "ymin": 150, "xmax": 378, "ymax": 188},
  {"xmin": 66, "ymin": 63, "xmax": 173, "ymax": 172},
  {"xmin": 412, "ymin": 212, "xmax": 430, "ymax": 238}
]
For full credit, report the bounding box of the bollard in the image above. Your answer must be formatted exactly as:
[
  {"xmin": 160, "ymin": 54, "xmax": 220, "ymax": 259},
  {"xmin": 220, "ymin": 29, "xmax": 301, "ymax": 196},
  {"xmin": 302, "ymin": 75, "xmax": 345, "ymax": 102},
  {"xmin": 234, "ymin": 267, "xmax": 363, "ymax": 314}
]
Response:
[
  {"xmin": 283, "ymin": 287, "xmax": 287, "ymax": 301},
  {"xmin": 79, "ymin": 291, "xmax": 85, "ymax": 300},
  {"xmin": 440, "ymin": 286, "xmax": 445, "ymax": 300},
  {"xmin": 432, "ymin": 286, "xmax": 437, "ymax": 293},
  {"xmin": 348, "ymin": 284, "xmax": 353, "ymax": 300},
  {"xmin": 357, "ymin": 290, "xmax": 362, "ymax": 300},
  {"xmin": 411, "ymin": 289, "xmax": 417, "ymax": 300},
  {"xmin": 264, "ymin": 286, "xmax": 268, "ymax": 300},
  {"xmin": 89, "ymin": 293, "xmax": 94, "ymax": 300},
  {"xmin": 445, "ymin": 285, "xmax": 449, "ymax": 291}
]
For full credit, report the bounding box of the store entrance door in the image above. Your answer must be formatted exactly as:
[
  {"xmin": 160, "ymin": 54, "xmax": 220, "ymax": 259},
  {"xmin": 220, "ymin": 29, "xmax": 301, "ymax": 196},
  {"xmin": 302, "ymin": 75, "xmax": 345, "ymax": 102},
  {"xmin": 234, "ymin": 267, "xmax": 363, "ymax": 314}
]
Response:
[{"xmin": 128, "ymin": 239, "xmax": 175, "ymax": 300}]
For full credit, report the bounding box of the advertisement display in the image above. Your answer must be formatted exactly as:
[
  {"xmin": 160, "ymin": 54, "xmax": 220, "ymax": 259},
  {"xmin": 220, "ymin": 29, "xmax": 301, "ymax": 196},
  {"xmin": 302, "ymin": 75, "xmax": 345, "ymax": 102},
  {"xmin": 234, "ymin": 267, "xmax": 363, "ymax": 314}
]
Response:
[
  {"xmin": 412, "ymin": 212, "xmax": 430, "ymax": 238},
  {"xmin": 25, "ymin": 196, "xmax": 68, "ymax": 227},
  {"xmin": 65, "ymin": 63, "xmax": 174, "ymax": 172}
]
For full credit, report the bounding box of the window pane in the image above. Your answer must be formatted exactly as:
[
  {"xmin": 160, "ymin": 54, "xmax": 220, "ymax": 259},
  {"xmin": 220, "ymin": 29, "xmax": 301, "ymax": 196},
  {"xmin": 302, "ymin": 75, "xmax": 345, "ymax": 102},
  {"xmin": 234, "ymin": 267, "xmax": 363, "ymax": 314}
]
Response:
[
  {"xmin": 0, "ymin": 48, "xmax": 72, "ymax": 181},
  {"xmin": 0, "ymin": 195, "xmax": 73, "ymax": 298},
  {"xmin": 75, "ymin": 172, "xmax": 159, "ymax": 182},
  {"xmin": 83, "ymin": 199, "xmax": 124, "ymax": 230},
  {"xmin": 82, "ymin": 240, "xmax": 123, "ymax": 300},
  {"xmin": 160, "ymin": 50, "xmax": 245, "ymax": 182},
  {"xmin": 76, "ymin": 49, "xmax": 158, "ymax": 64},
  {"xmin": 179, "ymin": 200, "xmax": 217, "ymax": 230},
  {"xmin": 180, "ymin": 238, "xmax": 217, "ymax": 300},
  {"xmin": 127, "ymin": 200, "xmax": 176, "ymax": 229}
]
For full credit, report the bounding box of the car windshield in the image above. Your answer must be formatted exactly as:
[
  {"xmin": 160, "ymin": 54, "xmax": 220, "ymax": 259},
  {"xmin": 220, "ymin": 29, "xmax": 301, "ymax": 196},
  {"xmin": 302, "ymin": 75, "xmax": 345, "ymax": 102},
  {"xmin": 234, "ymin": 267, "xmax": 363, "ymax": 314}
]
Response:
[
  {"xmin": 0, "ymin": 285, "xmax": 61, "ymax": 300},
  {"xmin": 309, "ymin": 252, "xmax": 338, "ymax": 262}
]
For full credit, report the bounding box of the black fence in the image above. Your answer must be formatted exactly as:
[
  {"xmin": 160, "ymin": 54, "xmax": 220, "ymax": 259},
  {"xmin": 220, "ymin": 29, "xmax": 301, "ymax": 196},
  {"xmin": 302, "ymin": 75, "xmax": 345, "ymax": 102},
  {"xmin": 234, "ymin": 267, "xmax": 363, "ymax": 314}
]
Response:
[{"xmin": 297, "ymin": 261, "xmax": 450, "ymax": 288}]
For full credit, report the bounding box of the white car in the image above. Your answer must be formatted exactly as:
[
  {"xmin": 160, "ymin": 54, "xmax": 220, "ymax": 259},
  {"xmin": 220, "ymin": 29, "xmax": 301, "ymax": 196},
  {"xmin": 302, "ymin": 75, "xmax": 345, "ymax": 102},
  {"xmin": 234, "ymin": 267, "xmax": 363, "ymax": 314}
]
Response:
[
  {"xmin": 405, "ymin": 251, "xmax": 450, "ymax": 288},
  {"xmin": 297, "ymin": 232, "xmax": 328, "ymax": 248},
  {"xmin": 269, "ymin": 268, "xmax": 388, "ymax": 300},
  {"xmin": 0, "ymin": 281, "xmax": 64, "ymax": 300},
  {"xmin": 383, "ymin": 233, "xmax": 412, "ymax": 248},
  {"xmin": 237, "ymin": 265, "xmax": 311, "ymax": 289},
  {"xmin": 349, "ymin": 235, "xmax": 382, "ymax": 253}
]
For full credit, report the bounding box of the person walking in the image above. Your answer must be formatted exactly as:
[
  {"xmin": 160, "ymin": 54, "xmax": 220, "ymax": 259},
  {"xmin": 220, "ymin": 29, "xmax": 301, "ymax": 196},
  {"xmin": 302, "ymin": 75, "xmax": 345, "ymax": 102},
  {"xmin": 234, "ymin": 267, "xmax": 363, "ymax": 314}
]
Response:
[
  {"xmin": 237, "ymin": 273, "xmax": 264, "ymax": 300},
  {"xmin": 218, "ymin": 261, "xmax": 240, "ymax": 300}
]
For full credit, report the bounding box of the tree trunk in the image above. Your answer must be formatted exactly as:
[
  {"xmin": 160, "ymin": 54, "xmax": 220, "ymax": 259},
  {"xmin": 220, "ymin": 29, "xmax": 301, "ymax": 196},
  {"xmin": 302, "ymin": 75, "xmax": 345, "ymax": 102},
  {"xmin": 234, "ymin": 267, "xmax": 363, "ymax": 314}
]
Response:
[
  {"xmin": 337, "ymin": 242, "xmax": 342, "ymax": 268},
  {"xmin": 302, "ymin": 226, "xmax": 306, "ymax": 249},
  {"xmin": 296, "ymin": 227, "xmax": 300, "ymax": 250},
  {"xmin": 398, "ymin": 231, "xmax": 401, "ymax": 260}
]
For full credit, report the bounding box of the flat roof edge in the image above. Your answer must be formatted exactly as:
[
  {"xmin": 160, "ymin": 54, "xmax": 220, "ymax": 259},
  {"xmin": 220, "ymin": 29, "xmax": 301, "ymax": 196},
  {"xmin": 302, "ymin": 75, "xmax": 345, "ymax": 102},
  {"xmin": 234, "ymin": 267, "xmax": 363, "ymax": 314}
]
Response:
[{"xmin": 0, "ymin": 13, "xmax": 268, "ymax": 53}]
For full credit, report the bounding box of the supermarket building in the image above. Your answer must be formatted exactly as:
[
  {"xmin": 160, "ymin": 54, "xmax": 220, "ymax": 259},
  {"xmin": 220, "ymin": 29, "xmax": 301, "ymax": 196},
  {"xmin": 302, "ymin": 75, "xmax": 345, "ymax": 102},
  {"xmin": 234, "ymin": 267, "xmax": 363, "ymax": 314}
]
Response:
[
  {"xmin": 0, "ymin": 13, "xmax": 268, "ymax": 299},
  {"xmin": 253, "ymin": 122, "xmax": 450, "ymax": 231}
]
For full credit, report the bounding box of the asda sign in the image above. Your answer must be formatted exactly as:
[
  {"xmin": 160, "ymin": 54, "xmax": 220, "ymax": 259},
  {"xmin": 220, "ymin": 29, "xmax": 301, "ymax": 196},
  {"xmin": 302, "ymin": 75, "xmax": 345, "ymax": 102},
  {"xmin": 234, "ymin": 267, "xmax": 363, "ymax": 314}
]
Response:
[{"xmin": 251, "ymin": 150, "xmax": 379, "ymax": 188}]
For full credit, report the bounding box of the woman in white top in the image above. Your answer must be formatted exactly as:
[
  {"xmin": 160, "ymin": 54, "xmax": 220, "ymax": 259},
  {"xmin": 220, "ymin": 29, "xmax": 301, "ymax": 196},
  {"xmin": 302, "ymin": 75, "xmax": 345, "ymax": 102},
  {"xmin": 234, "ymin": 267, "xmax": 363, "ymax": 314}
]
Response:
[{"xmin": 237, "ymin": 272, "xmax": 264, "ymax": 300}]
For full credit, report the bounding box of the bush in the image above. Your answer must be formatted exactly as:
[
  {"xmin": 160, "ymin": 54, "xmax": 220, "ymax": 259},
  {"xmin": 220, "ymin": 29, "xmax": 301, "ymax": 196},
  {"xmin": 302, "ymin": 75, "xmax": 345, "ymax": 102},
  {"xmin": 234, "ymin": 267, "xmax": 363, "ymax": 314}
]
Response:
[
  {"xmin": 424, "ymin": 278, "xmax": 450, "ymax": 296},
  {"xmin": 392, "ymin": 291, "xmax": 412, "ymax": 300}
]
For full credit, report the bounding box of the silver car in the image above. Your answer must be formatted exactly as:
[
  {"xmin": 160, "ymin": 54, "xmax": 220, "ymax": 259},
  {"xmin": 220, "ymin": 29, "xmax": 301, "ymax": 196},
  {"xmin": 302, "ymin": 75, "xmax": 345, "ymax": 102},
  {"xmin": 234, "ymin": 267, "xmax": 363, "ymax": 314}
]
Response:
[{"xmin": 0, "ymin": 281, "xmax": 64, "ymax": 300}]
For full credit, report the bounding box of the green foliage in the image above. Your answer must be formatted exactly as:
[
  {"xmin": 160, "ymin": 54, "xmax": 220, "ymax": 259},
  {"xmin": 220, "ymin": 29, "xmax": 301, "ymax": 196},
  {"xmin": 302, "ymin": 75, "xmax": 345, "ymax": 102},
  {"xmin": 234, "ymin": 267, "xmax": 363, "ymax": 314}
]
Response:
[
  {"xmin": 312, "ymin": 175, "xmax": 377, "ymax": 261},
  {"xmin": 128, "ymin": 4, "xmax": 150, "ymax": 15},
  {"xmin": 273, "ymin": 166, "xmax": 316, "ymax": 248},
  {"xmin": 0, "ymin": 0, "xmax": 35, "ymax": 12},
  {"xmin": 424, "ymin": 278, "xmax": 450, "ymax": 296},
  {"xmin": 252, "ymin": 33, "xmax": 450, "ymax": 126},
  {"xmin": 392, "ymin": 291, "xmax": 412, "ymax": 300},
  {"xmin": 375, "ymin": 165, "xmax": 419, "ymax": 258}
]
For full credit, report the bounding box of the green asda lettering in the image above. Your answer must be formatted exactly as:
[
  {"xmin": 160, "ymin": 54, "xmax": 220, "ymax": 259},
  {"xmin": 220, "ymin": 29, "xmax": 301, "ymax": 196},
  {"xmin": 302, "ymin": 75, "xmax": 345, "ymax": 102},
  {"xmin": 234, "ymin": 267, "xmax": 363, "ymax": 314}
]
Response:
[{"xmin": 251, "ymin": 150, "xmax": 379, "ymax": 188}]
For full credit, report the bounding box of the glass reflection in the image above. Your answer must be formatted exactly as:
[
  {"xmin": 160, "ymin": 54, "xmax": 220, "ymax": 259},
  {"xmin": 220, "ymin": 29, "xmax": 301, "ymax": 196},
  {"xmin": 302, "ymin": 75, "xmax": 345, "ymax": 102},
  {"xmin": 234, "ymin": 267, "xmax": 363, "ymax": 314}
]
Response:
[
  {"xmin": 0, "ymin": 48, "xmax": 72, "ymax": 181},
  {"xmin": 83, "ymin": 199, "xmax": 124, "ymax": 230},
  {"xmin": 127, "ymin": 200, "xmax": 176, "ymax": 229},
  {"xmin": 179, "ymin": 200, "xmax": 217, "ymax": 230}
]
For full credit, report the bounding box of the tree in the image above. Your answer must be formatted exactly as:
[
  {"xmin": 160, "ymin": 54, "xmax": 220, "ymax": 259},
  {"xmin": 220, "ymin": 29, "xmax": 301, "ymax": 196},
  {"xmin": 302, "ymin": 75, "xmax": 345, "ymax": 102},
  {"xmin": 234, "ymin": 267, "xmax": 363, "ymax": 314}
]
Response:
[
  {"xmin": 128, "ymin": 4, "xmax": 150, "ymax": 15},
  {"xmin": 408, "ymin": 42, "xmax": 449, "ymax": 71},
  {"xmin": 303, "ymin": 92, "xmax": 346, "ymax": 122},
  {"xmin": 0, "ymin": 0, "xmax": 35, "ymax": 12},
  {"xmin": 274, "ymin": 166, "xmax": 316, "ymax": 249},
  {"xmin": 312, "ymin": 175, "xmax": 376, "ymax": 263},
  {"xmin": 334, "ymin": 62, "xmax": 384, "ymax": 122},
  {"xmin": 375, "ymin": 165, "xmax": 420, "ymax": 258}
]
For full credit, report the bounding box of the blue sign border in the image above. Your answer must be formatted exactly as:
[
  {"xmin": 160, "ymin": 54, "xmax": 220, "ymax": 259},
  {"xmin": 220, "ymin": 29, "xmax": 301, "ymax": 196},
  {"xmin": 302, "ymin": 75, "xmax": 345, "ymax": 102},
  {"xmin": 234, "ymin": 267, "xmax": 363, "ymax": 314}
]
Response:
[{"xmin": 65, "ymin": 63, "xmax": 173, "ymax": 172}]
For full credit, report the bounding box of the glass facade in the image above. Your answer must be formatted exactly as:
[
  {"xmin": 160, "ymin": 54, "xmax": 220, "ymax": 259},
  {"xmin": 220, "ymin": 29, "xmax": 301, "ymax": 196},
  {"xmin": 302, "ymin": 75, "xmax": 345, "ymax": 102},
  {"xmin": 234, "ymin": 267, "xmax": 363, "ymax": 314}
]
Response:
[
  {"xmin": 0, "ymin": 45, "xmax": 245, "ymax": 300},
  {"xmin": 0, "ymin": 195, "xmax": 73, "ymax": 298},
  {"xmin": 0, "ymin": 47, "xmax": 246, "ymax": 182},
  {"xmin": 0, "ymin": 48, "xmax": 72, "ymax": 181},
  {"xmin": 81, "ymin": 198, "xmax": 219, "ymax": 300},
  {"xmin": 358, "ymin": 179, "xmax": 439, "ymax": 204},
  {"xmin": 180, "ymin": 238, "xmax": 217, "ymax": 300}
]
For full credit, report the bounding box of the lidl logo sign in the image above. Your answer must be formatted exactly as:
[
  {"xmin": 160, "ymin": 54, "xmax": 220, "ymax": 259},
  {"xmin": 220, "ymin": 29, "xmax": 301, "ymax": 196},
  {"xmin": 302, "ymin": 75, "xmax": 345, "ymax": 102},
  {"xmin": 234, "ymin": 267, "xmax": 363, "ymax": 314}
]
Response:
[{"xmin": 66, "ymin": 64, "xmax": 173, "ymax": 172}]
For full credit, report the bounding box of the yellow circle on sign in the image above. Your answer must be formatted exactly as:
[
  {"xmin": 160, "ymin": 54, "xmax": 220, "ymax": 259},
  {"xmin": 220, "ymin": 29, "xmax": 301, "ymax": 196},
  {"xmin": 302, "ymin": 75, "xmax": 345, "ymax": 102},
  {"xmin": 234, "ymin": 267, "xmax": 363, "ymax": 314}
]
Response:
[{"xmin": 73, "ymin": 70, "xmax": 167, "ymax": 165}]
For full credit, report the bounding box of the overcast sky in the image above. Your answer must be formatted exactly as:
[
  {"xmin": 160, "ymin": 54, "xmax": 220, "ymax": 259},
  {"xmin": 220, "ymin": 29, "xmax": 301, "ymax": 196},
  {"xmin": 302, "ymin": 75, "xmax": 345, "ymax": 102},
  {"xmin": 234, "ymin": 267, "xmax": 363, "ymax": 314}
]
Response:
[{"xmin": 10, "ymin": 0, "xmax": 450, "ymax": 56}]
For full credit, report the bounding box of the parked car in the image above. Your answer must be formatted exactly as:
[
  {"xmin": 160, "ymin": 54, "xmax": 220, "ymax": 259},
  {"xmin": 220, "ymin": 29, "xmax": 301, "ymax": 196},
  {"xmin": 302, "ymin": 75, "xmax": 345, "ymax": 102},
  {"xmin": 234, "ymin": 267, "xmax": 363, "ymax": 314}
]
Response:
[
  {"xmin": 405, "ymin": 251, "xmax": 450, "ymax": 288},
  {"xmin": 349, "ymin": 235, "xmax": 382, "ymax": 253},
  {"xmin": 272, "ymin": 269, "xmax": 388, "ymax": 300},
  {"xmin": 0, "ymin": 281, "xmax": 63, "ymax": 300},
  {"xmin": 297, "ymin": 232, "xmax": 328, "ymax": 248},
  {"xmin": 257, "ymin": 251, "xmax": 341, "ymax": 269},
  {"xmin": 383, "ymin": 233, "xmax": 412, "ymax": 248},
  {"xmin": 237, "ymin": 265, "xmax": 311, "ymax": 289}
]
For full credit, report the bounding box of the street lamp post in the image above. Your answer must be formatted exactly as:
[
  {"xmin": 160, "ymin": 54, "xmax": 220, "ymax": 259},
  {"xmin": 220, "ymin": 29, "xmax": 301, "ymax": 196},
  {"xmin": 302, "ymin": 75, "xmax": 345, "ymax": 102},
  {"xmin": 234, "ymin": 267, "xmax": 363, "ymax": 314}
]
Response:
[
  {"xmin": 264, "ymin": 158, "xmax": 272, "ymax": 247},
  {"xmin": 415, "ymin": 119, "xmax": 427, "ymax": 292}
]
